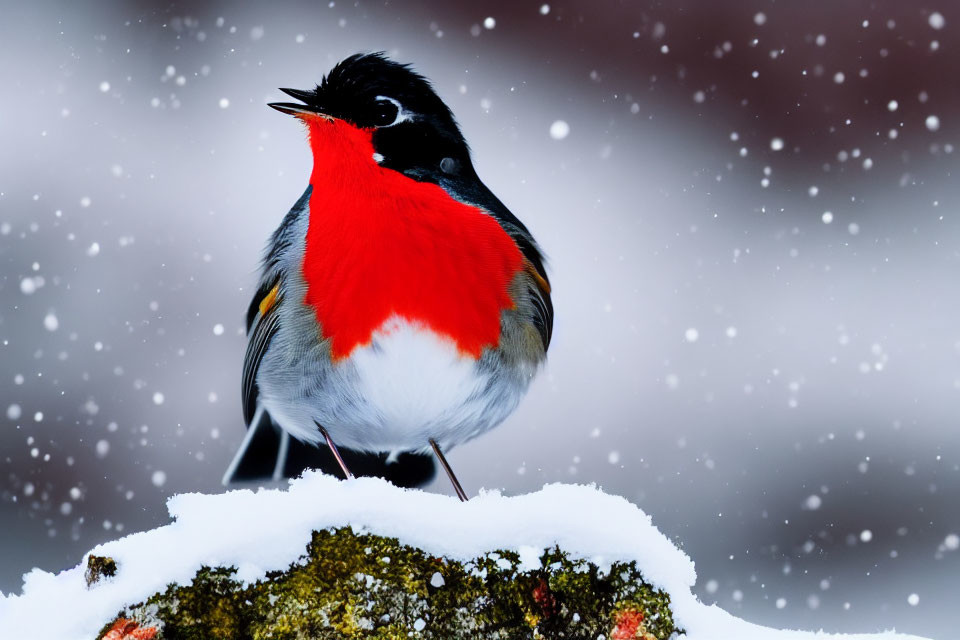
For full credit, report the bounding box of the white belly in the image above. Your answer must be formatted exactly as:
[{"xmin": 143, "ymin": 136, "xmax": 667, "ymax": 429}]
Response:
[
  {"xmin": 348, "ymin": 316, "xmax": 492, "ymax": 447},
  {"xmin": 262, "ymin": 315, "xmax": 526, "ymax": 453}
]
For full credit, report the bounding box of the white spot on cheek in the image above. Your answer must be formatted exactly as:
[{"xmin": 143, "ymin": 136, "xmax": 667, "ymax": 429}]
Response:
[{"xmin": 373, "ymin": 152, "xmax": 385, "ymax": 164}]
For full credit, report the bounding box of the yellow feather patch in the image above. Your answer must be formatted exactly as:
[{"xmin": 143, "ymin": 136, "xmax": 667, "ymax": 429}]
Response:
[
  {"xmin": 524, "ymin": 259, "xmax": 551, "ymax": 294},
  {"xmin": 259, "ymin": 284, "xmax": 279, "ymax": 316}
]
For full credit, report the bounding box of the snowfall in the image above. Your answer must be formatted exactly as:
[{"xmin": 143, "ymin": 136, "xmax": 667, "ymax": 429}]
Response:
[{"xmin": 0, "ymin": 472, "xmax": 931, "ymax": 640}]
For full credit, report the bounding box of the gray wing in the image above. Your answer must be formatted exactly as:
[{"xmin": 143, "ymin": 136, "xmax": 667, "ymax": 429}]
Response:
[
  {"xmin": 241, "ymin": 186, "xmax": 312, "ymax": 425},
  {"xmin": 518, "ymin": 255, "xmax": 552, "ymax": 352},
  {"xmin": 241, "ymin": 288, "xmax": 282, "ymax": 425}
]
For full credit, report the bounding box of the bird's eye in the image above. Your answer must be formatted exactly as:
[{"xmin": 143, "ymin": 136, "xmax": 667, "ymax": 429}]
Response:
[{"xmin": 370, "ymin": 97, "xmax": 401, "ymax": 127}]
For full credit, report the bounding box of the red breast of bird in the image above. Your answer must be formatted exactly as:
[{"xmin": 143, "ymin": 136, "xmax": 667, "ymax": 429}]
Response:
[{"xmin": 300, "ymin": 116, "xmax": 524, "ymax": 363}]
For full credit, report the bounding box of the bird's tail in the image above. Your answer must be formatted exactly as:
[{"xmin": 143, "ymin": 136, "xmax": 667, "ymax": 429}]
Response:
[{"xmin": 222, "ymin": 406, "xmax": 437, "ymax": 487}]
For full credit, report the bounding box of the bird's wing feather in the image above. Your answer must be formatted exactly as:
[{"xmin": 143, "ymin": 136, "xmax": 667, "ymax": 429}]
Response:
[
  {"xmin": 522, "ymin": 256, "xmax": 553, "ymax": 351},
  {"xmin": 241, "ymin": 186, "xmax": 312, "ymax": 426},
  {"xmin": 242, "ymin": 282, "xmax": 281, "ymax": 425}
]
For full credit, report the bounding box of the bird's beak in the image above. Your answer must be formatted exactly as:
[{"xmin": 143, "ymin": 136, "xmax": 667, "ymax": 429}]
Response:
[{"xmin": 268, "ymin": 87, "xmax": 332, "ymax": 120}]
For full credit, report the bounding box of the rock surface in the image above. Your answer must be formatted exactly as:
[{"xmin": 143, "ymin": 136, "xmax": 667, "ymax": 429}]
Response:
[
  {"xmin": 100, "ymin": 527, "xmax": 676, "ymax": 639},
  {"xmin": 0, "ymin": 473, "xmax": 931, "ymax": 640}
]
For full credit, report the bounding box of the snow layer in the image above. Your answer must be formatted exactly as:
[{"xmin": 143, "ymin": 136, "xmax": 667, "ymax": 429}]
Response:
[{"xmin": 0, "ymin": 472, "xmax": 929, "ymax": 640}]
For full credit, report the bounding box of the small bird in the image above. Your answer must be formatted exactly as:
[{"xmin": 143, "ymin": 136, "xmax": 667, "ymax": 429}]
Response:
[{"xmin": 223, "ymin": 53, "xmax": 553, "ymax": 500}]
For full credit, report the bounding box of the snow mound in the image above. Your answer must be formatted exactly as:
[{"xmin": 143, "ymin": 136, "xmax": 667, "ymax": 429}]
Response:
[{"xmin": 0, "ymin": 472, "xmax": 929, "ymax": 640}]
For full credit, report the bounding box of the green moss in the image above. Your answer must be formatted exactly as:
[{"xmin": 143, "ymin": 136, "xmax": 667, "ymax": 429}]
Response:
[
  {"xmin": 103, "ymin": 528, "xmax": 681, "ymax": 639},
  {"xmin": 85, "ymin": 555, "xmax": 117, "ymax": 587}
]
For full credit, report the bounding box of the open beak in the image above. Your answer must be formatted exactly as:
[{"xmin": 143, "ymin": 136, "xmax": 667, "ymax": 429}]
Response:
[{"xmin": 268, "ymin": 87, "xmax": 331, "ymax": 118}]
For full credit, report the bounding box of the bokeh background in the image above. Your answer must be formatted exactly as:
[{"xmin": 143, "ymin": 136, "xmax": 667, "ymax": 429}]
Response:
[{"xmin": 2, "ymin": 0, "xmax": 958, "ymax": 637}]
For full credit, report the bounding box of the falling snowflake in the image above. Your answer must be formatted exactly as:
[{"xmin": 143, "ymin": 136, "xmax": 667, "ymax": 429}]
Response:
[{"xmin": 549, "ymin": 120, "xmax": 570, "ymax": 140}]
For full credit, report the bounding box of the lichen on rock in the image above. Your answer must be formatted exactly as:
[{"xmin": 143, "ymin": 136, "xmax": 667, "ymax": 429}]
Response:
[
  {"xmin": 101, "ymin": 527, "xmax": 680, "ymax": 639},
  {"xmin": 86, "ymin": 555, "xmax": 118, "ymax": 587}
]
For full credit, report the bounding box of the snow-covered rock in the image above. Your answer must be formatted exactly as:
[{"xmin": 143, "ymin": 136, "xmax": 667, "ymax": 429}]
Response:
[{"xmin": 0, "ymin": 472, "xmax": 930, "ymax": 639}]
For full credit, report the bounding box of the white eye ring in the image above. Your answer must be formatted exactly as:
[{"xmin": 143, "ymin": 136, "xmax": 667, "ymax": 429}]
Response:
[{"xmin": 373, "ymin": 95, "xmax": 413, "ymax": 127}]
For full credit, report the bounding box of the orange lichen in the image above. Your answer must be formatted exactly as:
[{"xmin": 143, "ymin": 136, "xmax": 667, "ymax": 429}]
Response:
[
  {"xmin": 101, "ymin": 618, "xmax": 158, "ymax": 640},
  {"xmin": 531, "ymin": 577, "xmax": 557, "ymax": 618},
  {"xmin": 612, "ymin": 606, "xmax": 653, "ymax": 640}
]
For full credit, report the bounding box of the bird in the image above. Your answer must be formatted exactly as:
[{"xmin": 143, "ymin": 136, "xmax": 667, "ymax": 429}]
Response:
[{"xmin": 223, "ymin": 53, "xmax": 553, "ymax": 500}]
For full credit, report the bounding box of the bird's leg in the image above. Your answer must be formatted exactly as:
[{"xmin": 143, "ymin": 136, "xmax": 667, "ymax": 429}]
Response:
[
  {"xmin": 429, "ymin": 439, "xmax": 468, "ymax": 502},
  {"xmin": 316, "ymin": 422, "xmax": 353, "ymax": 480}
]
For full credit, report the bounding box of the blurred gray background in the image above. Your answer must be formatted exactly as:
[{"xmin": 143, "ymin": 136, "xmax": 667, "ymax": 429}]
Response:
[{"xmin": 1, "ymin": 0, "xmax": 958, "ymax": 637}]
